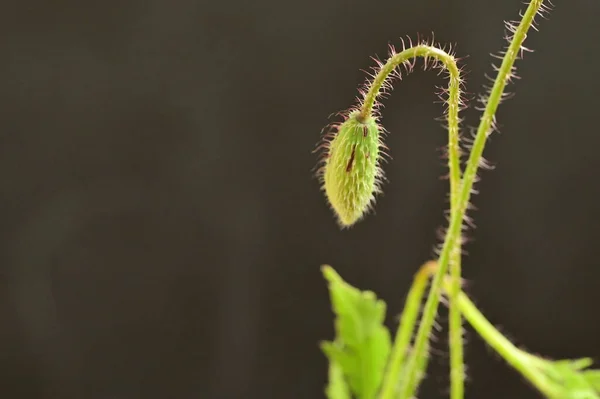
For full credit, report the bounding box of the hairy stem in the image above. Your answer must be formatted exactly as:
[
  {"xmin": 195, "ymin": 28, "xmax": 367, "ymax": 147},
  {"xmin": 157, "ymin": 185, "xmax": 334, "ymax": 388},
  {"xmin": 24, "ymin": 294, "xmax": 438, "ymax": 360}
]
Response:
[
  {"xmin": 379, "ymin": 261, "xmax": 436, "ymax": 399},
  {"xmin": 358, "ymin": 45, "xmax": 463, "ymax": 399},
  {"xmin": 450, "ymin": 287, "xmax": 559, "ymax": 398},
  {"xmin": 447, "ymin": 49, "xmax": 464, "ymax": 399},
  {"xmin": 399, "ymin": 2, "xmax": 546, "ymax": 398},
  {"xmin": 415, "ymin": 261, "xmax": 559, "ymax": 398},
  {"xmin": 449, "ymin": 248, "xmax": 464, "ymax": 399}
]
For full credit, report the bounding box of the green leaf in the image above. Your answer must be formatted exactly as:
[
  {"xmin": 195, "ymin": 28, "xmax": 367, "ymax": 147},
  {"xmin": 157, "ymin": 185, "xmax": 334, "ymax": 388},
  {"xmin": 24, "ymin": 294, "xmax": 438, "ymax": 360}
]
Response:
[
  {"xmin": 321, "ymin": 265, "xmax": 391, "ymax": 399},
  {"xmin": 583, "ymin": 370, "xmax": 600, "ymax": 391},
  {"xmin": 537, "ymin": 358, "xmax": 600, "ymax": 399},
  {"xmin": 322, "ymin": 342, "xmax": 352, "ymax": 399}
]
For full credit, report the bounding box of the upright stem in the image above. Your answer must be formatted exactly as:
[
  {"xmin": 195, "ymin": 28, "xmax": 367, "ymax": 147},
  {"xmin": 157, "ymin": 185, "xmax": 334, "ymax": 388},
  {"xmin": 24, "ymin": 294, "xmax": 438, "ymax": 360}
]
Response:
[
  {"xmin": 398, "ymin": 2, "xmax": 546, "ymax": 398},
  {"xmin": 378, "ymin": 262, "xmax": 436, "ymax": 399},
  {"xmin": 447, "ymin": 75, "xmax": 464, "ymax": 399},
  {"xmin": 358, "ymin": 45, "xmax": 463, "ymax": 399}
]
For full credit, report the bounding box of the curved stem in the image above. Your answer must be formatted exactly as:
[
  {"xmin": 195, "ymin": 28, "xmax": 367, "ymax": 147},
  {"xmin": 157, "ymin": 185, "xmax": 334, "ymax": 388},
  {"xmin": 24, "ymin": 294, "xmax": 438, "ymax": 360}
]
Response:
[
  {"xmin": 450, "ymin": 287, "xmax": 559, "ymax": 398},
  {"xmin": 397, "ymin": 2, "xmax": 546, "ymax": 398},
  {"xmin": 359, "ymin": 45, "xmax": 464, "ymax": 399}
]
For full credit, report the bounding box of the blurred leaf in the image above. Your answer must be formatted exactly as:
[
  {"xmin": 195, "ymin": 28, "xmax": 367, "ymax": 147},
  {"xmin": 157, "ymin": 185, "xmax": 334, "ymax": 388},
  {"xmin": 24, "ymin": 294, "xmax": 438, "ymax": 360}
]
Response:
[
  {"xmin": 322, "ymin": 344, "xmax": 352, "ymax": 399},
  {"xmin": 583, "ymin": 370, "xmax": 600, "ymax": 391},
  {"xmin": 321, "ymin": 265, "xmax": 391, "ymax": 399},
  {"xmin": 537, "ymin": 357, "xmax": 600, "ymax": 399}
]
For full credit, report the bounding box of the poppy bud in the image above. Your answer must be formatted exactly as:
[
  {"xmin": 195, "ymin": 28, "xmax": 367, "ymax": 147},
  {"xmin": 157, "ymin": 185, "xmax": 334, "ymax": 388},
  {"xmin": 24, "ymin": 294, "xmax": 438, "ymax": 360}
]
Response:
[{"xmin": 319, "ymin": 111, "xmax": 385, "ymax": 227}]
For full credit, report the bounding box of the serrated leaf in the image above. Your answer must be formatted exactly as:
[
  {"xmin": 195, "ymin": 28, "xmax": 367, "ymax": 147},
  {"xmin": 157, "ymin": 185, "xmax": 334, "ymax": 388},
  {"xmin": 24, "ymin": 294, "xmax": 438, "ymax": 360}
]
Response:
[
  {"xmin": 321, "ymin": 266, "xmax": 391, "ymax": 399},
  {"xmin": 322, "ymin": 342, "xmax": 352, "ymax": 399},
  {"xmin": 322, "ymin": 341, "xmax": 359, "ymax": 379}
]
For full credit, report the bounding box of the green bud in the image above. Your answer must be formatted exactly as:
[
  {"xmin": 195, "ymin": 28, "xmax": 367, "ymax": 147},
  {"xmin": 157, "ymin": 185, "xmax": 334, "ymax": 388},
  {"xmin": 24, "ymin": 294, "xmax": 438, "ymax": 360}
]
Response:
[{"xmin": 318, "ymin": 111, "xmax": 384, "ymax": 227}]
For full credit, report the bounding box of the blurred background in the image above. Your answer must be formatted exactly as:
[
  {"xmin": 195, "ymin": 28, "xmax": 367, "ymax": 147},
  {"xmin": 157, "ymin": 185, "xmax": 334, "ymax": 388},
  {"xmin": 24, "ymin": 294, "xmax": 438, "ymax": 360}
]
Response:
[{"xmin": 1, "ymin": 0, "xmax": 599, "ymax": 398}]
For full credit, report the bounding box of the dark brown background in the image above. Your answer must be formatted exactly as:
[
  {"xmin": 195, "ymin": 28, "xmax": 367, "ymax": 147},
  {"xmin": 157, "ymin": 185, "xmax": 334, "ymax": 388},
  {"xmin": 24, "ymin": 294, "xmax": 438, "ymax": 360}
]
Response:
[{"xmin": 0, "ymin": 0, "xmax": 598, "ymax": 398}]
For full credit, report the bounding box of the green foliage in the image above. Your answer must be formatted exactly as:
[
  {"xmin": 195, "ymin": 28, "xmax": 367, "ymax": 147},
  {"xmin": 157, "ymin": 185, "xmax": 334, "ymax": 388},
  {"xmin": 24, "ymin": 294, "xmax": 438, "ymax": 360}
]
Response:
[
  {"xmin": 537, "ymin": 357, "xmax": 600, "ymax": 398},
  {"xmin": 325, "ymin": 358, "xmax": 352, "ymax": 399},
  {"xmin": 321, "ymin": 266, "xmax": 391, "ymax": 399}
]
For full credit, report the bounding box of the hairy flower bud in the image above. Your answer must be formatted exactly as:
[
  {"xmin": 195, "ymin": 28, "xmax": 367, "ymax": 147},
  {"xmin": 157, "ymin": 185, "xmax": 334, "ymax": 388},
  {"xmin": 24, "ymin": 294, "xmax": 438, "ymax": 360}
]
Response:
[{"xmin": 318, "ymin": 111, "xmax": 385, "ymax": 227}]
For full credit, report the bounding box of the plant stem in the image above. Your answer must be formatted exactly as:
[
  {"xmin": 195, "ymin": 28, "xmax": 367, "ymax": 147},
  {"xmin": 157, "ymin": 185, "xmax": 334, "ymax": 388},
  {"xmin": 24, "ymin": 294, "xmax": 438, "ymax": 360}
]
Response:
[
  {"xmin": 358, "ymin": 45, "xmax": 464, "ymax": 399},
  {"xmin": 398, "ymin": 2, "xmax": 546, "ymax": 398},
  {"xmin": 360, "ymin": 46, "xmax": 461, "ymax": 122},
  {"xmin": 446, "ymin": 47, "xmax": 464, "ymax": 399},
  {"xmin": 451, "ymin": 288, "xmax": 558, "ymax": 398},
  {"xmin": 413, "ymin": 262, "xmax": 561, "ymax": 398},
  {"xmin": 449, "ymin": 245, "xmax": 464, "ymax": 399},
  {"xmin": 379, "ymin": 261, "xmax": 436, "ymax": 399}
]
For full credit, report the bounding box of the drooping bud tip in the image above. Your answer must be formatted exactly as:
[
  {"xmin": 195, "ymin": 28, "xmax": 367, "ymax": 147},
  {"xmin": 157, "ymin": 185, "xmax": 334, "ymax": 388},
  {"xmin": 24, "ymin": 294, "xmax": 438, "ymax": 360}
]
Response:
[{"xmin": 317, "ymin": 111, "xmax": 385, "ymax": 227}]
